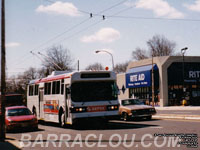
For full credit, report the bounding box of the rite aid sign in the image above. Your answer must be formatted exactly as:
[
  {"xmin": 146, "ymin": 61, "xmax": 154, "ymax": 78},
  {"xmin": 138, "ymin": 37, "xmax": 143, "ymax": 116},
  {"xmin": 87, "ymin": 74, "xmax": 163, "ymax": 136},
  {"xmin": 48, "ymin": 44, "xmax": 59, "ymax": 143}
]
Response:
[
  {"xmin": 126, "ymin": 71, "xmax": 151, "ymax": 88},
  {"xmin": 189, "ymin": 71, "xmax": 200, "ymax": 79}
]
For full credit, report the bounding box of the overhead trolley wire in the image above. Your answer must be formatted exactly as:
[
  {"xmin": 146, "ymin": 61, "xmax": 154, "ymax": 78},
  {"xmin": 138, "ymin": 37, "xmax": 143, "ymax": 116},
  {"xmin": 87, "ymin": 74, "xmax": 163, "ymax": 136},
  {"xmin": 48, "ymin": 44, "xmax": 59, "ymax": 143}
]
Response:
[
  {"xmin": 8, "ymin": 0, "xmax": 128, "ymax": 69},
  {"xmin": 106, "ymin": 15, "xmax": 200, "ymax": 22}
]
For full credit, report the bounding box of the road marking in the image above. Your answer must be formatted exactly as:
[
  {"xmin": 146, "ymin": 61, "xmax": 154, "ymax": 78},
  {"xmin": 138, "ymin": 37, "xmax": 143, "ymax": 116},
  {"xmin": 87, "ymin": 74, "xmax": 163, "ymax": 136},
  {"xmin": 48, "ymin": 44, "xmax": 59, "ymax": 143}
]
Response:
[{"xmin": 149, "ymin": 126, "xmax": 163, "ymax": 129}]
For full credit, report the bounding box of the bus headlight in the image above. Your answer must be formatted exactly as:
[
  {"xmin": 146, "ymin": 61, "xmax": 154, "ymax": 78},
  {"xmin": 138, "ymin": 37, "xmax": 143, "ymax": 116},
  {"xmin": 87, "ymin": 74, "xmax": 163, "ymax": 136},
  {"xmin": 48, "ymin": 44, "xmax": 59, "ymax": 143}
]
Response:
[
  {"xmin": 107, "ymin": 105, "xmax": 119, "ymax": 111},
  {"xmin": 70, "ymin": 107, "xmax": 87, "ymax": 113}
]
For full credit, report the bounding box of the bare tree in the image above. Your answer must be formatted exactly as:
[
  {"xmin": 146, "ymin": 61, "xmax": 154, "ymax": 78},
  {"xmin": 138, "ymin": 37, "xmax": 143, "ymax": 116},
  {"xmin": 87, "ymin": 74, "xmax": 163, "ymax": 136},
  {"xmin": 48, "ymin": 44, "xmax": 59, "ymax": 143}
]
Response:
[
  {"xmin": 147, "ymin": 35, "xmax": 176, "ymax": 57},
  {"xmin": 132, "ymin": 35, "xmax": 177, "ymax": 60},
  {"xmin": 132, "ymin": 47, "xmax": 148, "ymax": 61},
  {"xmin": 6, "ymin": 76, "xmax": 18, "ymax": 93},
  {"xmin": 114, "ymin": 61, "xmax": 129, "ymax": 73},
  {"xmin": 23, "ymin": 67, "xmax": 39, "ymax": 80},
  {"xmin": 6, "ymin": 67, "xmax": 39, "ymax": 95},
  {"xmin": 85, "ymin": 63, "xmax": 104, "ymax": 71},
  {"xmin": 43, "ymin": 45, "xmax": 74, "ymax": 72},
  {"xmin": 37, "ymin": 67, "xmax": 50, "ymax": 78}
]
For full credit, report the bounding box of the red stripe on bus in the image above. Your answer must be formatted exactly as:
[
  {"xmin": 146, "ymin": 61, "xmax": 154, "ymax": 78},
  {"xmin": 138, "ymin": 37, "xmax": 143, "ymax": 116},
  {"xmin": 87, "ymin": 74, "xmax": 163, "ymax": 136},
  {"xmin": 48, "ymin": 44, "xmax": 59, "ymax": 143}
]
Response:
[{"xmin": 35, "ymin": 75, "xmax": 71, "ymax": 84}]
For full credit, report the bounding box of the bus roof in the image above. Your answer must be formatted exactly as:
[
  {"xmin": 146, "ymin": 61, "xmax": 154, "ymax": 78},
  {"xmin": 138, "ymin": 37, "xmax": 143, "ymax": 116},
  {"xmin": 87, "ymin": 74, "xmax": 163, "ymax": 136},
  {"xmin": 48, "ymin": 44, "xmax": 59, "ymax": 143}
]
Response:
[{"xmin": 29, "ymin": 70, "xmax": 114, "ymax": 84}]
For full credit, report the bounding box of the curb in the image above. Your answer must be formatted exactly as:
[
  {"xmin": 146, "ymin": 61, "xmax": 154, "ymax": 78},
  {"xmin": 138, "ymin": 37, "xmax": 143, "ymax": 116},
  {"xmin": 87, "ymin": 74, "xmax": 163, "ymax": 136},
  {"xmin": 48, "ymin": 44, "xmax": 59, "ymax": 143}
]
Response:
[
  {"xmin": 0, "ymin": 136, "xmax": 24, "ymax": 150},
  {"xmin": 7, "ymin": 138, "xmax": 23, "ymax": 150},
  {"xmin": 153, "ymin": 115, "xmax": 200, "ymax": 121},
  {"xmin": 155, "ymin": 107, "xmax": 200, "ymax": 111}
]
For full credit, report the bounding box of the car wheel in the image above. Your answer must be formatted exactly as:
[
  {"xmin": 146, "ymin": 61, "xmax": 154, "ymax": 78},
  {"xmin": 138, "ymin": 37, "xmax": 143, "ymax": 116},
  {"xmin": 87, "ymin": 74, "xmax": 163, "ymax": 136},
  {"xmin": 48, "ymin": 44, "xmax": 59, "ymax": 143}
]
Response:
[
  {"xmin": 146, "ymin": 116, "xmax": 152, "ymax": 120},
  {"xmin": 122, "ymin": 113, "xmax": 129, "ymax": 121},
  {"xmin": 34, "ymin": 125, "xmax": 38, "ymax": 131}
]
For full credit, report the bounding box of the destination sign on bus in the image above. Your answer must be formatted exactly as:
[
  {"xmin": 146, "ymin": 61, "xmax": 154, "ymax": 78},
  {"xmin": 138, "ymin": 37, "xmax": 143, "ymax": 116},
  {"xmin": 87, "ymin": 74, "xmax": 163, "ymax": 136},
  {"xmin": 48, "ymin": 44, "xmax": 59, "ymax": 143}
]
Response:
[{"xmin": 87, "ymin": 105, "xmax": 106, "ymax": 112}]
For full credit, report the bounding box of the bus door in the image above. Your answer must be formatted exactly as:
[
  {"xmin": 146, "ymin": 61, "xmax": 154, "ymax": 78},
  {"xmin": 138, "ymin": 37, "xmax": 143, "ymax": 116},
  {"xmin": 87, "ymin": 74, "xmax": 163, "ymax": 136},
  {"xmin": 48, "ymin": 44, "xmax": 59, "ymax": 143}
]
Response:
[
  {"xmin": 65, "ymin": 85, "xmax": 70, "ymax": 123},
  {"xmin": 39, "ymin": 88, "xmax": 44, "ymax": 119}
]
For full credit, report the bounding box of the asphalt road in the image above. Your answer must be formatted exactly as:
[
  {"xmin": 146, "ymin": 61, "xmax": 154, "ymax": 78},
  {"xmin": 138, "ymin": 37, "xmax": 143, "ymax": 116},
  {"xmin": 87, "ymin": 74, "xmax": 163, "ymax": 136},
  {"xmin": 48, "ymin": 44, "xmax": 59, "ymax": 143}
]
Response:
[{"xmin": 7, "ymin": 119, "xmax": 200, "ymax": 150}]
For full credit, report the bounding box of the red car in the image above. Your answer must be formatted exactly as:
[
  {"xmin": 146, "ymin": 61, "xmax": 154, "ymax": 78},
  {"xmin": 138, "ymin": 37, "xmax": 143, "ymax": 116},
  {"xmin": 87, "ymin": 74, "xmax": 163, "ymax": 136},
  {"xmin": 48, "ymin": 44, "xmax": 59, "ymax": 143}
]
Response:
[{"xmin": 5, "ymin": 106, "xmax": 38, "ymax": 131}]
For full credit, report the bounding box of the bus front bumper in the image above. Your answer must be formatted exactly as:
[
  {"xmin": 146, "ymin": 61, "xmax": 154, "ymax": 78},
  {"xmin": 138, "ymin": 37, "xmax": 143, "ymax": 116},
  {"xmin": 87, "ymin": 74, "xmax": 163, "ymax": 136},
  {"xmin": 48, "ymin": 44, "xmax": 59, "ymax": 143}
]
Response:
[{"xmin": 72, "ymin": 111, "xmax": 119, "ymax": 120}]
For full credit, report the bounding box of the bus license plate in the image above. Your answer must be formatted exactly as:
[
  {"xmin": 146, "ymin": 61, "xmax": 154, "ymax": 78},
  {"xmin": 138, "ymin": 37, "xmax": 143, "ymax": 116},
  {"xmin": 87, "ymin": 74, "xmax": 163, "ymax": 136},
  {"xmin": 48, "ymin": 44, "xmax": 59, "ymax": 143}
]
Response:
[{"xmin": 87, "ymin": 105, "xmax": 106, "ymax": 112}]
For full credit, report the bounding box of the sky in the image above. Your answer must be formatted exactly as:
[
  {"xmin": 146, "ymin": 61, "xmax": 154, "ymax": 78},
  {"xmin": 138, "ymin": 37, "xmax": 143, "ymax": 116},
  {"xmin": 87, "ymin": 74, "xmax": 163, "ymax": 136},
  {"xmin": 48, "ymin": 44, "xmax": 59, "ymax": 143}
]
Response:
[{"xmin": 4, "ymin": 0, "xmax": 200, "ymax": 77}]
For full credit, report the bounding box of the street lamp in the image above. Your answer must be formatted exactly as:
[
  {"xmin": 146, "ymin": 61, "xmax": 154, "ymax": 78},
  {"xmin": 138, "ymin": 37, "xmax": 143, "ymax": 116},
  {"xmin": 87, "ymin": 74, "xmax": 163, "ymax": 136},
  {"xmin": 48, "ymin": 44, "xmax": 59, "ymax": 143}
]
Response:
[
  {"xmin": 95, "ymin": 50, "xmax": 114, "ymax": 70},
  {"xmin": 181, "ymin": 47, "xmax": 188, "ymax": 102}
]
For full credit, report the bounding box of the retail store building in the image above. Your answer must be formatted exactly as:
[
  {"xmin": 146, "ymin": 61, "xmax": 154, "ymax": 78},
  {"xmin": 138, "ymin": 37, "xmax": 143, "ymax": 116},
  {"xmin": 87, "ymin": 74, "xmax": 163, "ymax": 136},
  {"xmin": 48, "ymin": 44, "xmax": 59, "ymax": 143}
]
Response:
[{"xmin": 117, "ymin": 56, "xmax": 200, "ymax": 107}]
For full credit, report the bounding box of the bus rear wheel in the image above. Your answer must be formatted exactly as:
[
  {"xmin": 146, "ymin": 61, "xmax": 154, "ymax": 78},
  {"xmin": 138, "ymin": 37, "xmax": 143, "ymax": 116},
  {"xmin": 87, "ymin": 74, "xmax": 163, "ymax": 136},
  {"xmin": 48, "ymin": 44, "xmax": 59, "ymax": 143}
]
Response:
[{"xmin": 59, "ymin": 110, "xmax": 65, "ymax": 127}]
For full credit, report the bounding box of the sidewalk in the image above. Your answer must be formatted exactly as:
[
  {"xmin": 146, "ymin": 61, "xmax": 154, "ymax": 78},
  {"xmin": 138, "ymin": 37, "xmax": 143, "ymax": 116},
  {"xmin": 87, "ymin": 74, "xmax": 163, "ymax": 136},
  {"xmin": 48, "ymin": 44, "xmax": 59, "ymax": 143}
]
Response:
[
  {"xmin": 155, "ymin": 106, "xmax": 200, "ymax": 111},
  {"xmin": 153, "ymin": 106, "xmax": 200, "ymax": 121},
  {"xmin": 0, "ymin": 136, "xmax": 23, "ymax": 150}
]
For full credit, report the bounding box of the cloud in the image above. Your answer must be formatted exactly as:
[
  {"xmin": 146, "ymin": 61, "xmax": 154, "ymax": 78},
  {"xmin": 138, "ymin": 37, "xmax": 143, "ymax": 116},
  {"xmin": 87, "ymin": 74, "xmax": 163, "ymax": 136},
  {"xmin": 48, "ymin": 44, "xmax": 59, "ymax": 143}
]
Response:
[
  {"xmin": 124, "ymin": 1, "xmax": 136, "ymax": 7},
  {"xmin": 81, "ymin": 28, "xmax": 120, "ymax": 43},
  {"xmin": 184, "ymin": 0, "xmax": 200, "ymax": 12},
  {"xmin": 6, "ymin": 42, "xmax": 21, "ymax": 48},
  {"xmin": 36, "ymin": 1, "xmax": 80, "ymax": 16},
  {"xmin": 134, "ymin": 0, "xmax": 184, "ymax": 19}
]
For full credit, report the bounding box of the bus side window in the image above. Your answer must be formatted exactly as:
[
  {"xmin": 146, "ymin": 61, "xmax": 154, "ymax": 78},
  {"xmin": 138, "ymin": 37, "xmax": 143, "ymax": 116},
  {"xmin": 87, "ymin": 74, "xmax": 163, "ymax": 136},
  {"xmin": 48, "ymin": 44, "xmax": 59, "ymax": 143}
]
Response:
[
  {"xmin": 29, "ymin": 85, "xmax": 34, "ymax": 96},
  {"xmin": 34, "ymin": 85, "xmax": 39, "ymax": 95},
  {"xmin": 52, "ymin": 81, "xmax": 60, "ymax": 94},
  {"xmin": 61, "ymin": 84, "xmax": 64, "ymax": 95},
  {"xmin": 44, "ymin": 82, "xmax": 51, "ymax": 95},
  {"xmin": 61, "ymin": 79, "xmax": 64, "ymax": 95}
]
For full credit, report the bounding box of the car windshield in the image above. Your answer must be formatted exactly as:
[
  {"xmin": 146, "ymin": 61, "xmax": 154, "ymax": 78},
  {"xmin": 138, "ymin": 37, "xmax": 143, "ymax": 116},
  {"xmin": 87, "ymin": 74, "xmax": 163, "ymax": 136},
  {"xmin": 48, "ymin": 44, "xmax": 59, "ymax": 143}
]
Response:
[
  {"xmin": 121, "ymin": 99, "xmax": 144, "ymax": 106},
  {"xmin": 71, "ymin": 81, "xmax": 118, "ymax": 102},
  {"xmin": 6, "ymin": 108, "xmax": 32, "ymax": 116}
]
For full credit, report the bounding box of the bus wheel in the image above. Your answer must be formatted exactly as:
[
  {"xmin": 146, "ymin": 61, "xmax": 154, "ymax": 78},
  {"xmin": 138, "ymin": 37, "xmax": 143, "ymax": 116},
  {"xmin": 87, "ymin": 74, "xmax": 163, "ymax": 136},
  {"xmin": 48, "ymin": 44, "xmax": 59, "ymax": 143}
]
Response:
[{"xmin": 59, "ymin": 112, "xmax": 65, "ymax": 127}]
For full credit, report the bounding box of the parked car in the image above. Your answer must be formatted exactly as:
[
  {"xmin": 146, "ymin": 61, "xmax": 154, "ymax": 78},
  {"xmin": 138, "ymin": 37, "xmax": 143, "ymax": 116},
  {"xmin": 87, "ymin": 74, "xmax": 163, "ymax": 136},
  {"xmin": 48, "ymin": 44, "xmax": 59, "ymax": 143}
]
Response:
[
  {"xmin": 119, "ymin": 99, "xmax": 156, "ymax": 121},
  {"xmin": 5, "ymin": 106, "xmax": 38, "ymax": 131}
]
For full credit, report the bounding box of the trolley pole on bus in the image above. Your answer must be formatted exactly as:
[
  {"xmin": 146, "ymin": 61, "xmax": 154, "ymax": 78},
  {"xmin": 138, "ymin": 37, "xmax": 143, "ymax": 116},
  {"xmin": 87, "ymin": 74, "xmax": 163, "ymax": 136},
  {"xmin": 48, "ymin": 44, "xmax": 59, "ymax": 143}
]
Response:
[{"xmin": 0, "ymin": 0, "xmax": 6, "ymax": 141}]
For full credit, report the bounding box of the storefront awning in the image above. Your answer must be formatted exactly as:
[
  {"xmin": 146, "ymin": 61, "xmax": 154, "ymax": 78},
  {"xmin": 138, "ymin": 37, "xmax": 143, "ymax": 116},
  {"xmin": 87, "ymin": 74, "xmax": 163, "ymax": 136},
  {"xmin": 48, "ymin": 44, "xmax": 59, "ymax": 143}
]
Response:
[
  {"xmin": 127, "ymin": 64, "xmax": 158, "ymax": 73},
  {"xmin": 126, "ymin": 64, "xmax": 158, "ymax": 88}
]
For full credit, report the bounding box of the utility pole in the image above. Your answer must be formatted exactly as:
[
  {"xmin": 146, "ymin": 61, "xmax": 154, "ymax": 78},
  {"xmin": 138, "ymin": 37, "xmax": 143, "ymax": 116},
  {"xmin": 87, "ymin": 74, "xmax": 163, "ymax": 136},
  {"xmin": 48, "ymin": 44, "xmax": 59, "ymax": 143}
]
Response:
[
  {"xmin": 0, "ymin": 0, "xmax": 6, "ymax": 141},
  {"xmin": 151, "ymin": 55, "xmax": 154, "ymax": 107},
  {"xmin": 77, "ymin": 60, "xmax": 79, "ymax": 71}
]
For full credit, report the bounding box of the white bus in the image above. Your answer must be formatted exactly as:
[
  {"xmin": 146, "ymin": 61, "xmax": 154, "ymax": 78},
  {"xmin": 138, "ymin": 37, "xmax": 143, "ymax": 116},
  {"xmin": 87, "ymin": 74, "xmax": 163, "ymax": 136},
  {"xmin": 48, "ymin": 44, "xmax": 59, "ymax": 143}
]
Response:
[{"xmin": 27, "ymin": 71, "xmax": 119, "ymax": 126}]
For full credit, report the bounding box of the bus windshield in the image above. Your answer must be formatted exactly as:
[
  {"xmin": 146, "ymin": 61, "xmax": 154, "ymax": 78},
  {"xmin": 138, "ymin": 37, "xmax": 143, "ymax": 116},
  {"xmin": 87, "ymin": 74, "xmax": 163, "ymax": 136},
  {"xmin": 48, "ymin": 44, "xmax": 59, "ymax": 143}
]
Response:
[{"xmin": 71, "ymin": 81, "xmax": 118, "ymax": 102}]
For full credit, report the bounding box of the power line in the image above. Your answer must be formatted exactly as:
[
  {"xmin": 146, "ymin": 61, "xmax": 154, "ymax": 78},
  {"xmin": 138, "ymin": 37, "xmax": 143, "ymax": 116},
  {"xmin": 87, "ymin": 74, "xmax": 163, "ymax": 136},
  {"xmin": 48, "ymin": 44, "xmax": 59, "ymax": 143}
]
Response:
[
  {"xmin": 8, "ymin": 0, "xmax": 128, "ymax": 71},
  {"xmin": 106, "ymin": 15, "xmax": 200, "ymax": 22},
  {"xmin": 97, "ymin": 0, "xmax": 127, "ymax": 14},
  {"xmin": 9, "ymin": 17, "xmax": 91, "ymax": 66},
  {"xmin": 54, "ymin": 20, "xmax": 103, "ymax": 45},
  {"xmin": 79, "ymin": 0, "xmax": 129, "ymax": 17}
]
